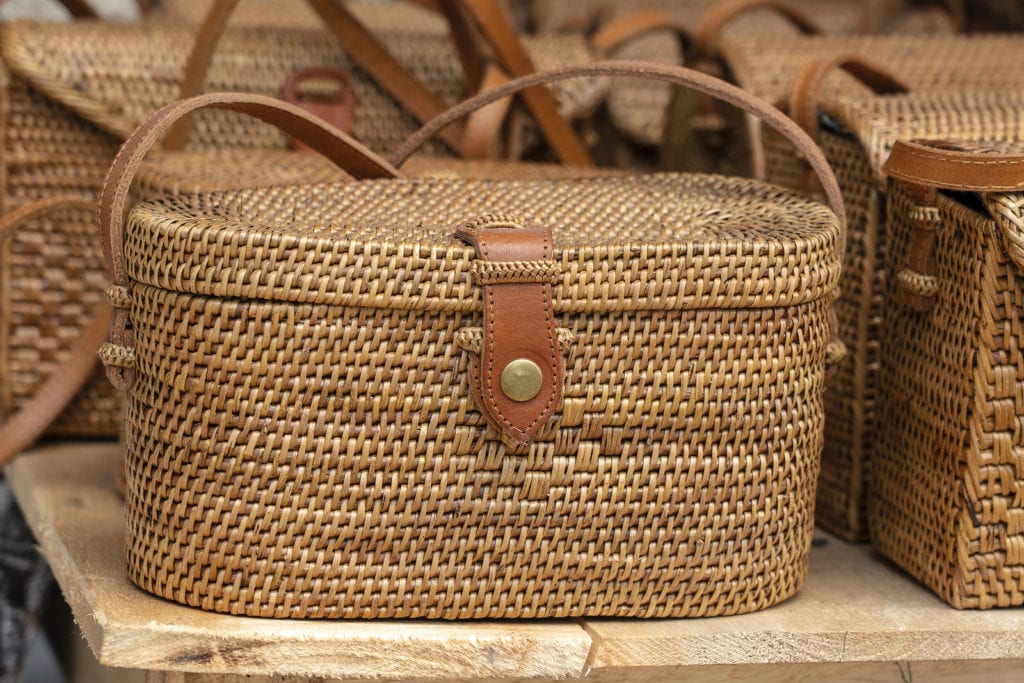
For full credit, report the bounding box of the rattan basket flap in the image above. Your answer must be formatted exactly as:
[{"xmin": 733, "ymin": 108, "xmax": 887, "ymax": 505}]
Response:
[
  {"xmin": 819, "ymin": 92, "xmax": 1024, "ymax": 187},
  {"xmin": 0, "ymin": 7, "xmax": 599, "ymax": 153},
  {"xmin": 98, "ymin": 62, "xmax": 845, "ymax": 619}
]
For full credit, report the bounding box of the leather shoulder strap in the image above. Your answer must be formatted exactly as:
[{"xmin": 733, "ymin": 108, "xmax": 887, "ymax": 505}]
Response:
[
  {"xmin": 392, "ymin": 60, "xmax": 847, "ymax": 241},
  {"xmin": 590, "ymin": 10, "xmax": 690, "ymax": 56},
  {"xmin": 788, "ymin": 54, "xmax": 910, "ymax": 143},
  {"xmin": 166, "ymin": 0, "xmax": 464, "ymax": 152},
  {"xmin": 444, "ymin": 0, "xmax": 593, "ymax": 166},
  {"xmin": 692, "ymin": 0, "xmax": 822, "ymax": 59},
  {"xmin": 0, "ymin": 197, "xmax": 106, "ymax": 468},
  {"xmin": 884, "ymin": 139, "xmax": 1024, "ymax": 192},
  {"xmin": 99, "ymin": 92, "xmax": 401, "ymax": 390}
]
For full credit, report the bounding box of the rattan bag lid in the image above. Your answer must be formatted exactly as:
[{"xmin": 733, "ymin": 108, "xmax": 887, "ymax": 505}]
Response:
[
  {"xmin": 125, "ymin": 172, "xmax": 840, "ymax": 313},
  {"xmin": 823, "ymin": 91, "xmax": 1024, "ymax": 186}
]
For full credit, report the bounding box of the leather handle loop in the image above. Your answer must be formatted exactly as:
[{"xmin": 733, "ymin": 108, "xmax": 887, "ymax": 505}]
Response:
[
  {"xmin": 165, "ymin": 0, "xmax": 465, "ymax": 152},
  {"xmin": 789, "ymin": 54, "xmax": 910, "ymax": 144},
  {"xmin": 590, "ymin": 10, "xmax": 691, "ymax": 59},
  {"xmin": 0, "ymin": 197, "xmax": 107, "ymax": 468},
  {"xmin": 392, "ymin": 60, "xmax": 847, "ymax": 245},
  {"xmin": 884, "ymin": 140, "xmax": 1024, "ymax": 192},
  {"xmin": 99, "ymin": 92, "xmax": 402, "ymax": 391},
  {"xmin": 439, "ymin": 0, "xmax": 594, "ymax": 166},
  {"xmin": 100, "ymin": 92, "xmax": 400, "ymax": 292},
  {"xmin": 692, "ymin": 0, "xmax": 823, "ymax": 60}
]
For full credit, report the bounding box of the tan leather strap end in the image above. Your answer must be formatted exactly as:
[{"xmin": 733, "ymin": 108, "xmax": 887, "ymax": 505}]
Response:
[
  {"xmin": 57, "ymin": 0, "xmax": 100, "ymax": 18},
  {"xmin": 883, "ymin": 139, "xmax": 1024, "ymax": 193},
  {"xmin": 168, "ymin": 0, "xmax": 465, "ymax": 152},
  {"xmin": 282, "ymin": 65, "xmax": 359, "ymax": 150},
  {"xmin": 692, "ymin": 0, "xmax": 822, "ymax": 60},
  {"xmin": 0, "ymin": 197, "xmax": 108, "ymax": 469},
  {"xmin": 789, "ymin": 54, "xmax": 910, "ymax": 144},
  {"xmin": 455, "ymin": 215, "xmax": 565, "ymax": 444}
]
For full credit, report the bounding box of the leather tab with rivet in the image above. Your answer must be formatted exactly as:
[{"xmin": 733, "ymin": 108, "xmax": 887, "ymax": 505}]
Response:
[{"xmin": 455, "ymin": 215, "xmax": 565, "ymax": 445}]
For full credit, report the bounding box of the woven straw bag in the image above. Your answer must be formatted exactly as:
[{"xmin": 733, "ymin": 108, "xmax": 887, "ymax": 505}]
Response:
[
  {"xmin": 537, "ymin": 0, "xmax": 960, "ymax": 153},
  {"xmin": 771, "ymin": 58, "xmax": 1024, "ymax": 542},
  {"xmin": 0, "ymin": 0, "xmax": 604, "ymax": 465},
  {"xmin": 877, "ymin": 138, "xmax": 1024, "ymax": 608},
  {"xmin": 97, "ymin": 61, "xmax": 844, "ymax": 619}
]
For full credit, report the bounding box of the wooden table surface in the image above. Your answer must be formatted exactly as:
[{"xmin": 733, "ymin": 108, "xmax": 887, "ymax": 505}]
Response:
[{"xmin": 8, "ymin": 442, "xmax": 1024, "ymax": 682}]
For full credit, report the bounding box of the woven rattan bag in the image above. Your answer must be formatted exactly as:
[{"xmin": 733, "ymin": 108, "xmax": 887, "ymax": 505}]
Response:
[
  {"xmin": 98, "ymin": 61, "xmax": 844, "ymax": 619},
  {"xmin": 0, "ymin": 0, "xmax": 605, "ymax": 463},
  {"xmin": 772, "ymin": 63, "xmax": 1024, "ymax": 542},
  {"xmin": 547, "ymin": 0, "xmax": 960, "ymax": 158},
  {"xmin": 876, "ymin": 139, "xmax": 1024, "ymax": 608}
]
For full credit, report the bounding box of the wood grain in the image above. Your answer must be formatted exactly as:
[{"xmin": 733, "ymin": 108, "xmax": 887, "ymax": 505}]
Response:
[
  {"xmin": 583, "ymin": 535, "xmax": 1024, "ymax": 672},
  {"xmin": 10, "ymin": 442, "xmax": 1024, "ymax": 683},
  {"xmin": 8, "ymin": 443, "xmax": 591, "ymax": 680}
]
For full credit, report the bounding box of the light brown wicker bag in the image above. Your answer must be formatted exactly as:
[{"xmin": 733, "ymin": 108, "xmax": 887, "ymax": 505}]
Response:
[
  {"xmin": 97, "ymin": 60, "xmax": 844, "ymax": 619},
  {"xmin": 0, "ymin": 0, "xmax": 607, "ymax": 466},
  {"xmin": 877, "ymin": 138, "xmax": 1024, "ymax": 608},
  {"xmin": 538, "ymin": 0, "xmax": 961, "ymax": 156}
]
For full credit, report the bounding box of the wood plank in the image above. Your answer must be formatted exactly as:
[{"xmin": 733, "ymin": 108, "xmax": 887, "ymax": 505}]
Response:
[
  {"xmin": 7, "ymin": 443, "xmax": 592, "ymax": 680},
  {"xmin": 582, "ymin": 535, "xmax": 1024, "ymax": 672}
]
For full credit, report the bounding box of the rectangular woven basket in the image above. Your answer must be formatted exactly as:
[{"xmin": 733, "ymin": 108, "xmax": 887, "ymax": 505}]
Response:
[
  {"xmin": 99, "ymin": 62, "xmax": 844, "ymax": 619},
  {"xmin": 663, "ymin": 33, "xmax": 1024, "ymax": 540},
  {"xmin": 0, "ymin": 5, "xmax": 598, "ymax": 441},
  {"xmin": 877, "ymin": 138, "xmax": 1024, "ymax": 609}
]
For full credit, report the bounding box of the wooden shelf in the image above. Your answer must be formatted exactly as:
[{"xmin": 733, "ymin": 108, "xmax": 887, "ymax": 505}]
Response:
[{"xmin": 8, "ymin": 442, "xmax": 1024, "ymax": 682}]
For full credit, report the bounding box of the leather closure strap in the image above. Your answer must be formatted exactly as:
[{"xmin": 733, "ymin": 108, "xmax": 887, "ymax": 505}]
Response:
[
  {"xmin": 455, "ymin": 216, "xmax": 565, "ymax": 445},
  {"xmin": 0, "ymin": 197, "xmax": 107, "ymax": 467},
  {"xmin": 282, "ymin": 65, "xmax": 358, "ymax": 150}
]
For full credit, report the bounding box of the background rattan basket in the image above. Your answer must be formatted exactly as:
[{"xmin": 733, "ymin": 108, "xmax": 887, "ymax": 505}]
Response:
[
  {"xmin": 660, "ymin": 34, "xmax": 1024, "ymax": 540},
  {"xmin": 876, "ymin": 138, "xmax": 1024, "ymax": 608}
]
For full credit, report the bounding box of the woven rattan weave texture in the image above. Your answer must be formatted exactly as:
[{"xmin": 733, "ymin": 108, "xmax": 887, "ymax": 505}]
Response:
[
  {"xmin": 117, "ymin": 171, "xmax": 840, "ymax": 618},
  {"xmin": 874, "ymin": 176, "xmax": 1024, "ymax": 609},
  {"xmin": 674, "ymin": 36, "xmax": 1024, "ymax": 540},
  {"xmin": 0, "ymin": 9, "xmax": 599, "ymax": 439}
]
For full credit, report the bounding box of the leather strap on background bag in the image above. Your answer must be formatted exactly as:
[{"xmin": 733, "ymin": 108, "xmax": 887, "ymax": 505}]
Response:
[
  {"xmin": 691, "ymin": 0, "xmax": 822, "ymax": 61},
  {"xmin": 165, "ymin": 0, "xmax": 465, "ymax": 152},
  {"xmin": 0, "ymin": 197, "xmax": 107, "ymax": 468},
  {"xmin": 440, "ymin": 0, "xmax": 593, "ymax": 166},
  {"xmin": 392, "ymin": 60, "xmax": 846, "ymax": 238},
  {"xmin": 787, "ymin": 55, "xmax": 910, "ymax": 194},
  {"xmin": 99, "ymin": 93, "xmax": 402, "ymax": 390},
  {"xmin": 590, "ymin": 10, "xmax": 691, "ymax": 55},
  {"xmin": 789, "ymin": 54, "xmax": 910, "ymax": 144}
]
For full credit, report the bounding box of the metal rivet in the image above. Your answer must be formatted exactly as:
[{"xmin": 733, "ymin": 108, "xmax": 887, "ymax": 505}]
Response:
[{"xmin": 500, "ymin": 359, "xmax": 543, "ymax": 402}]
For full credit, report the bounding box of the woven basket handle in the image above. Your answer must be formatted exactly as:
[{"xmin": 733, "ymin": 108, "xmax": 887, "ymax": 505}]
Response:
[
  {"xmin": 0, "ymin": 197, "xmax": 107, "ymax": 468},
  {"xmin": 789, "ymin": 54, "xmax": 911, "ymax": 145},
  {"xmin": 691, "ymin": 0, "xmax": 822, "ymax": 60},
  {"xmin": 392, "ymin": 60, "xmax": 847, "ymax": 237},
  {"xmin": 165, "ymin": 0, "xmax": 465, "ymax": 152}
]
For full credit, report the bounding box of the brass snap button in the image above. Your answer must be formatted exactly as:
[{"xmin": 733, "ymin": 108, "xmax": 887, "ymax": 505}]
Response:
[{"xmin": 500, "ymin": 359, "xmax": 543, "ymax": 402}]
